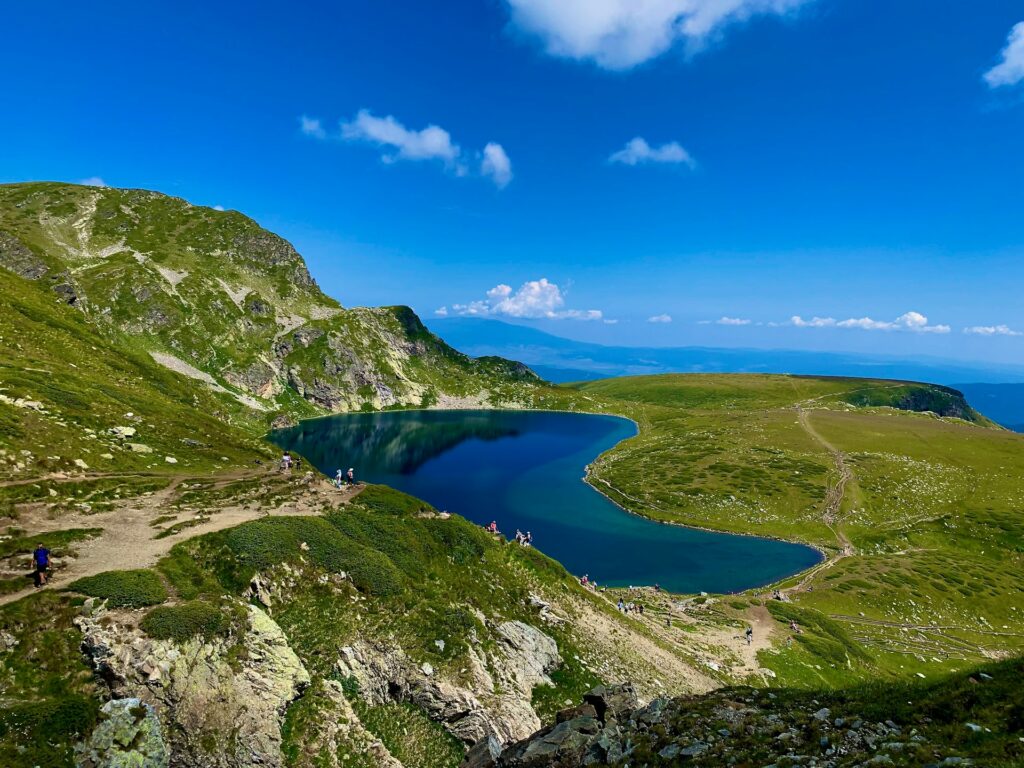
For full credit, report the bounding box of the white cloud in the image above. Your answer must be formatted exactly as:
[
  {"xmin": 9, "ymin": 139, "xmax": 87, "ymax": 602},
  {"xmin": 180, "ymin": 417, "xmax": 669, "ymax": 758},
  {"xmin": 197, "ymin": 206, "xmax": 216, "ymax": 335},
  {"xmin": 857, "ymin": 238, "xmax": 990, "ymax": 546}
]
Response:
[
  {"xmin": 716, "ymin": 316, "xmax": 750, "ymax": 326},
  {"xmin": 984, "ymin": 22, "xmax": 1024, "ymax": 88},
  {"xmin": 610, "ymin": 137, "xmax": 695, "ymax": 167},
  {"xmin": 481, "ymin": 142, "xmax": 513, "ymax": 188},
  {"xmin": 504, "ymin": 0, "xmax": 815, "ymax": 70},
  {"xmin": 434, "ymin": 306, "xmax": 449, "ymax": 317},
  {"xmin": 299, "ymin": 115, "xmax": 327, "ymax": 139},
  {"xmin": 648, "ymin": 313, "xmax": 673, "ymax": 323},
  {"xmin": 450, "ymin": 278, "xmax": 603, "ymax": 320},
  {"xmin": 790, "ymin": 315, "xmax": 836, "ymax": 328},
  {"xmin": 341, "ymin": 109, "xmax": 461, "ymax": 164},
  {"xmin": 791, "ymin": 311, "xmax": 949, "ymax": 333},
  {"xmin": 212, "ymin": 204, "xmax": 225, "ymax": 212},
  {"xmin": 964, "ymin": 324, "xmax": 1021, "ymax": 337},
  {"xmin": 303, "ymin": 110, "xmax": 512, "ymax": 186},
  {"xmin": 78, "ymin": 176, "xmax": 107, "ymax": 187}
]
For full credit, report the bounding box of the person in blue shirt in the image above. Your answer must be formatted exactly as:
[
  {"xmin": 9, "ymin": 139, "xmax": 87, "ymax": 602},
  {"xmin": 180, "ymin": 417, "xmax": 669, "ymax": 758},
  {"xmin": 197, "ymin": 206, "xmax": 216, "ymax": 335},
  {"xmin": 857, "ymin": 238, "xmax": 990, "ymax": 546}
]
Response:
[{"xmin": 33, "ymin": 543, "xmax": 50, "ymax": 587}]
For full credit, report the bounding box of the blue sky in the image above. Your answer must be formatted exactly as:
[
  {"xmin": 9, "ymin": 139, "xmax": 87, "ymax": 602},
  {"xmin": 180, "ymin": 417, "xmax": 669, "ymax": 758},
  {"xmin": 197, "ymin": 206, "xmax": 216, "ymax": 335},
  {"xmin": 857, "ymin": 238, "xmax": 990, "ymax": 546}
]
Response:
[{"xmin": 3, "ymin": 1, "xmax": 1024, "ymax": 363}]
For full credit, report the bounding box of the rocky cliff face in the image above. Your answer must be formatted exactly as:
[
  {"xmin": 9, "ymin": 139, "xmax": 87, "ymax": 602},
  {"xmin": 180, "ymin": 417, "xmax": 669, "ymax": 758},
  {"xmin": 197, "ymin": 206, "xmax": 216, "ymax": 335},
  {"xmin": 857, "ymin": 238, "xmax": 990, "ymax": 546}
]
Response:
[
  {"xmin": 73, "ymin": 587, "xmax": 565, "ymax": 768},
  {"xmin": 76, "ymin": 600, "xmax": 309, "ymax": 768},
  {"xmin": 0, "ymin": 182, "xmax": 539, "ymax": 421}
]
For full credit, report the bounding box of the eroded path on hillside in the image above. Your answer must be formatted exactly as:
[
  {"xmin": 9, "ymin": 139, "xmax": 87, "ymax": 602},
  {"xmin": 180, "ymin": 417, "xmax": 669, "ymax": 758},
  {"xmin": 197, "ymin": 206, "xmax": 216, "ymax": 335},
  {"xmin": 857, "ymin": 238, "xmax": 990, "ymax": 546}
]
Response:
[
  {"xmin": 0, "ymin": 469, "xmax": 359, "ymax": 607},
  {"xmin": 783, "ymin": 406, "xmax": 856, "ymax": 595}
]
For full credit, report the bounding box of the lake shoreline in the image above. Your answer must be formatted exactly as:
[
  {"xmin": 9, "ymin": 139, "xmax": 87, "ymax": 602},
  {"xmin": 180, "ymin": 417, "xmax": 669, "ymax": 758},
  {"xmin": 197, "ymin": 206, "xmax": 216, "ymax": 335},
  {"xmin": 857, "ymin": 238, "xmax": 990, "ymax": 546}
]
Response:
[{"xmin": 271, "ymin": 404, "xmax": 827, "ymax": 595}]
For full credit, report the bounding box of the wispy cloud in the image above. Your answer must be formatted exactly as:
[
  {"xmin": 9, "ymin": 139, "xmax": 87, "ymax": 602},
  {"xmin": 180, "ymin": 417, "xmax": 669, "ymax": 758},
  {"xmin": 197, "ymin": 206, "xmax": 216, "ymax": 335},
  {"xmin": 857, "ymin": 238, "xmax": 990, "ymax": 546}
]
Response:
[
  {"xmin": 790, "ymin": 311, "xmax": 950, "ymax": 334},
  {"xmin": 716, "ymin": 316, "xmax": 751, "ymax": 326},
  {"xmin": 78, "ymin": 176, "xmax": 107, "ymax": 187},
  {"xmin": 299, "ymin": 115, "xmax": 327, "ymax": 139},
  {"xmin": 438, "ymin": 278, "xmax": 603, "ymax": 321},
  {"xmin": 964, "ymin": 324, "xmax": 1021, "ymax": 337},
  {"xmin": 301, "ymin": 110, "xmax": 513, "ymax": 188},
  {"xmin": 984, "ymin": 22, "xmax": 1024, "ymax": 89},
  {"xmin": 648, "ymin": 313, "xmax": 673, "ymax": 323},
  {"xmin": 610, "ymin": 138, "xmax": 695, "ymax": 168},
  {"xmin": 341, "ymin": 109, "xmax": 461, "ymax": 164},
  {"xmin": 481, "ymin": 142, "xmax": 514, "ymax": 188},
  {"xmin": 504, "ymin": 0, "xmax": 815, "ymax": 70}
]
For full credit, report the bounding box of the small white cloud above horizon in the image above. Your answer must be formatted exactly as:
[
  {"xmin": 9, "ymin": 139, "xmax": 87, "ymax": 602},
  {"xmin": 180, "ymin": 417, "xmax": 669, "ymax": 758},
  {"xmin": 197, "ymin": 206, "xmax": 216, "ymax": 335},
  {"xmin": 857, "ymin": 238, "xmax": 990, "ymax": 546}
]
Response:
[
  {"xmin": 503, "ymin": 0, "xmax": 816, "ymax": 70},
  {"xmin": 443, "ymin": 278, "xmax": 603, "ymax": 321},
  {"xmin": 790, "ymin": 311, "xmax": 950, "ymax": 334},
  {"xmin": 964, "ymin": 324, "xmax": 1021, "ymax": 337},
  {"xmin": 716, "ymin": 316, "xmax": 751, "ymax": 326},
  {"xmin": 301, "ymin": 110, "xmax": 512, "ymax": 188},
  {"xmin": 78, "ymin": 176, "xmax": 107, "ymax": 187},
  {"xmin": 984, "ymin": 22, "xmax": 1024, "ymax": 88},
  {"xmin": 648, "ymin": 313, "xmax": 673, "ymax": 323},
  {"xmin": 610, "ymin": 138, "xmax": 695, "ymax": 168},
  {"xmin": 212, "ymin": 204, "xmax": 225, "ymax": 212},
  {"xmin": 481, "ymin": 142, "xmax": 514, "ymax": 188}
]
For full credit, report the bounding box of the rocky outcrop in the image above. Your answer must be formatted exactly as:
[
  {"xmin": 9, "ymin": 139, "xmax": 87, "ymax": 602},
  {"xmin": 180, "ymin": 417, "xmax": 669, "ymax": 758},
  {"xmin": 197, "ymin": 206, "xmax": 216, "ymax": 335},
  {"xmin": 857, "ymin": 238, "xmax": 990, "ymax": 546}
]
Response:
[
  {"xmin": 75, "ymin": 698, "xmax": 169, "ymax": 768},
  {"xmin": 76, "ymin": 600, "xmax": 309, "ymax": 768},
  {"xmin": 335, "ymin": 620, "xmax": 561, "ymax": 748},
  {"xmin": 462, "ymin": 684, "xmax": 639, "ymax": 768},
  {"xmin": 0, "ymin": 230, "xmax": 48, "ymax": 278}
]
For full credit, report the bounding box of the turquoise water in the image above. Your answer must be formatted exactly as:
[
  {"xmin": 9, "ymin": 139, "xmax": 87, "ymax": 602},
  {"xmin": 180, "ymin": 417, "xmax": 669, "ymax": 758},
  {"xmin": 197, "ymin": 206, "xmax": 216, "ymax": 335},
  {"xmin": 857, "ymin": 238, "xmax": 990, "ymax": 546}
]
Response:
[{"xmin": 270, "ymin": 410, "xmax": 822, "ymax": 594}]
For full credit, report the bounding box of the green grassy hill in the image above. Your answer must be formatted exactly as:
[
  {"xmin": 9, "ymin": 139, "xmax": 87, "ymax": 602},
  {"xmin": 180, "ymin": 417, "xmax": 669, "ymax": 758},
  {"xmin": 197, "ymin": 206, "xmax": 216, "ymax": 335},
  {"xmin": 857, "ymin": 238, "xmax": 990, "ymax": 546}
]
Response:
[
  {"xmin": 0, "ymin": 182, "xmax": 538, "ymax": 425},
  {"xmin": 544, "ymin": 374, "xmax": 1024, "ymax": 688}
]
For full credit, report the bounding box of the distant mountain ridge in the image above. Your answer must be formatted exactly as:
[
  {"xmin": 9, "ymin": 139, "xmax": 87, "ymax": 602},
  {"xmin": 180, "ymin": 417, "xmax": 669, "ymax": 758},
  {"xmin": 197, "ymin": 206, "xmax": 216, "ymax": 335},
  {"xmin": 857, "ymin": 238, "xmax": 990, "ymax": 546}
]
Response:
[
  {"xmin": 0, "ymin": 183, "xmax": 538, "ymax": 421},
  {"xmin": 430, "ymin": 317, "xmax": 1024, "ymax": 386}
]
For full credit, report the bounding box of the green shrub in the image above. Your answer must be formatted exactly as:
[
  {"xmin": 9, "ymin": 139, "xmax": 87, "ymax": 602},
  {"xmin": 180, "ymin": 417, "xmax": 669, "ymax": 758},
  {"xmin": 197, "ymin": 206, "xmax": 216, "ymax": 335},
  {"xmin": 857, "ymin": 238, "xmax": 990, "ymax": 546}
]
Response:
[
  {"xmin": 354, "ymin": 485, "xmax": 435, "ymax": 516},
  {"xmin": 140, "ymin": 601, "xmax": 228, "ymax": 643},
  {"xmin": 68, "ymin": 569, "xmax": 168, "ymax": 608},
  {"xmin": 0, "ymin": 695, "xmax": 99, "ymax": 768},
  {"xmin": 222, "ymin": 516, "xmax": 406, "ymax": 597}
]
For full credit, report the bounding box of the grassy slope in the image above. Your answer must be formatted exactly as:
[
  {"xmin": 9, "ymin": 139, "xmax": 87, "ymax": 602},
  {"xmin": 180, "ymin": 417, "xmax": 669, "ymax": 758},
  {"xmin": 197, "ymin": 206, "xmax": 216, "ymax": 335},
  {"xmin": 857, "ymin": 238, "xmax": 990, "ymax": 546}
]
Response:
[
  {"xmin": 545, "ymin": 374, "xmax": 1024, "ymax": 688},
  {"xmin": 0, "ymin": 181, "xmax": 538, "ymax": 420}
]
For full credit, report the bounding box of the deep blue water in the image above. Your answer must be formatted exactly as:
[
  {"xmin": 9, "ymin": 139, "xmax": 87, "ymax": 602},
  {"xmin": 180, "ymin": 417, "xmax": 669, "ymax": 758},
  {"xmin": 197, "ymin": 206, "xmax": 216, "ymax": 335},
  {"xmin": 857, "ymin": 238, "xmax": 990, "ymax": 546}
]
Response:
[{"xmin": 270, "ymin": 410, "xmax": 822, "ymax": 594}]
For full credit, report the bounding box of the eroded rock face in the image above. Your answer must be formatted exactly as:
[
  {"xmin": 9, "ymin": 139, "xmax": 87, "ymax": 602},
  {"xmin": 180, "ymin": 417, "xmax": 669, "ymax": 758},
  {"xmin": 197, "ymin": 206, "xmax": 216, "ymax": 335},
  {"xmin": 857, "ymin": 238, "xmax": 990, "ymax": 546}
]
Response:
[
  {"xmin": 461, "ymin": 684, "xmax": 639, "ymax": 768},
  {"xmin": 76, "ymin": 601, "xmax": 309, "ymax": 768},
  {"xmin": 75, "ymin": 698, "xmax": 169, "ymax": 768},
  {"xmin": 335, "ymin": 620, "xmax": 561, "ymax": 748}
]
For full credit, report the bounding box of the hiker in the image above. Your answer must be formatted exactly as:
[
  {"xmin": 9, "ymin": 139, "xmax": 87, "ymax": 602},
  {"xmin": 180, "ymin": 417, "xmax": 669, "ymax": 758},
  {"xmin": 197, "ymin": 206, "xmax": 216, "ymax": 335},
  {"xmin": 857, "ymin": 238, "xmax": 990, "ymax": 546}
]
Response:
[
  {"xmin": 334, "ymin": 469, "xmax": 344, "ymax": 489},
  {"xmin": 32, "ymin": 543, "xmax": 50, "ymax": 587},
  {"xmin": 745, "ymin": 626, "xmax": 753, "ymax": 646},
  {"xmin": 638, "ymin": 604, "xmax": 644, "ymax": 615},
  {"xmin": 346, "ymin": 468, "xmax": 355, "ymax": 485},
  {"xmin": 617, "ymin": 598, "xmax": 625, "ymax": 612},
  {"xmin": 487, "ymin": 521, "xmax": 498, "ymax": 534},
  {"xmin": 580, "ymin": 574, "xmax": 589, "ymax": 586},
  {"xmin": 281, "ymin": 452, "xmax": 293, "ymax": 472},
  {"xmin": 524, "ymin": 531, "xmax": 533, "ymax": 547},
  {"xmin": 790, "ymin": 620, "xmax": 802, "ymax": 634}
]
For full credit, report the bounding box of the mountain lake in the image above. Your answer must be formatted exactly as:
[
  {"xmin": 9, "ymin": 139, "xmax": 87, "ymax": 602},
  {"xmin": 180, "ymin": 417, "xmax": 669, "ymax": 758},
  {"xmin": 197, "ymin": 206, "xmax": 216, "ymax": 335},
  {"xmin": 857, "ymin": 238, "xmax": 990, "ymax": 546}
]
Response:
[{"xmin": 270, "ymin": 409, "xmax": 823, "ymax": 594}]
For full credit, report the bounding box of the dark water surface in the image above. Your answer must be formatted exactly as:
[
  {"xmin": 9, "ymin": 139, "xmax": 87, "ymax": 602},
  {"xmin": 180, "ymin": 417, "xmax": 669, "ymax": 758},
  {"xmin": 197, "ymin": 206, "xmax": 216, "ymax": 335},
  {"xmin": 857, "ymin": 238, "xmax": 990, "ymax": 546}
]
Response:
[{"xmin": 270, "ymin": 410, "xmax": 822, "ymax": 594}]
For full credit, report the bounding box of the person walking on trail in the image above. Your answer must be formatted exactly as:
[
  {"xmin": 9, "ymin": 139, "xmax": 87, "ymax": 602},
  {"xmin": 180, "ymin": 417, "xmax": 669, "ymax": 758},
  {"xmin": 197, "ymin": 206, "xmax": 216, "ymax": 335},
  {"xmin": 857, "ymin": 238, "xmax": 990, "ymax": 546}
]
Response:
[
  {"xmin": 32, "ymin": 543, "xmax": 50, "ymax": 587},
  {"xmin": 346, "ymin": 468, "xmax": 355, "ymax": 485},
  {"xmin": 281, "ymin": 452, "xmax": 293, "ymax": 472},
  {"xmin": 334, "ymin": 469, "xmax": 344, "ymax": 489},
  {"xmin": 745, "ymin": 626, "xmax": 753, "ymax": 646}
]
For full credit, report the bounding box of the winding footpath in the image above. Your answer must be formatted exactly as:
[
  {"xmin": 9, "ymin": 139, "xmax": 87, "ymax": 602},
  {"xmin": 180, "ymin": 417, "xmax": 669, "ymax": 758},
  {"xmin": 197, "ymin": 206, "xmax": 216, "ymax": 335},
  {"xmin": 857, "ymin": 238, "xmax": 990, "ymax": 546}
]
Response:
[{"xmin": 0, "ymin": 469, "xmax": 358, "ymax": 607}]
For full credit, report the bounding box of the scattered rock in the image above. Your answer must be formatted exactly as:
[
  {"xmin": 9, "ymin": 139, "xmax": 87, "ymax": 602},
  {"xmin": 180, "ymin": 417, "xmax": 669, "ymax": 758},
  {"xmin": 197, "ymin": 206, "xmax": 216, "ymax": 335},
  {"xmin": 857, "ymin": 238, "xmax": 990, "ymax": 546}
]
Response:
[{"xmin": 74, "ymin": 698, "xmax": 168, "ymax": 768}]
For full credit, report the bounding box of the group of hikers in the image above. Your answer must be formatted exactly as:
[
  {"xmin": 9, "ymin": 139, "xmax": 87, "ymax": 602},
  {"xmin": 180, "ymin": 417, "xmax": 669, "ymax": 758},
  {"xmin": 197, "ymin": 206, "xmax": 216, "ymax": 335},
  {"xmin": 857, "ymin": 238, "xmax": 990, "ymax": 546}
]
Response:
[
  {"xmin": 279, "ymin": 451, "xmax": 357, "ymax": 490},
  {"xmin": 616, "ymin": 597, "xmax": 645, "ymax": 615},
  {"xmin": 483, "ymin": 522, "xmax": 534, "ymax": 548},
  {"xmin": 333, "ymin": 468, "xmax": 356, "ymax": 488}
]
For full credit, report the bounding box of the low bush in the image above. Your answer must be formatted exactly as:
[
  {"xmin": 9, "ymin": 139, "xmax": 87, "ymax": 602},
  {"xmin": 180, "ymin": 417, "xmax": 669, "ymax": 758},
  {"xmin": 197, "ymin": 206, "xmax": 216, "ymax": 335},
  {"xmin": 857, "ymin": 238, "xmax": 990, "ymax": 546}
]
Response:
[
  {"xmin": 68, "ymin": 569, "xmax": 168, "ymax": 608},
  {"xmin": 140, "ymin": 601, "xmax": 228, "ymax": 643}
]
